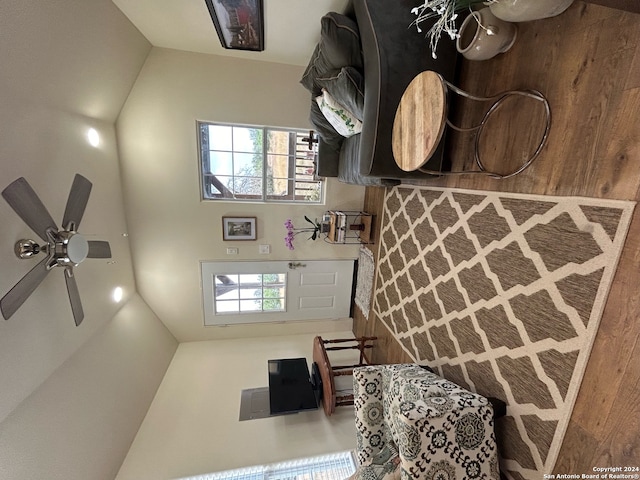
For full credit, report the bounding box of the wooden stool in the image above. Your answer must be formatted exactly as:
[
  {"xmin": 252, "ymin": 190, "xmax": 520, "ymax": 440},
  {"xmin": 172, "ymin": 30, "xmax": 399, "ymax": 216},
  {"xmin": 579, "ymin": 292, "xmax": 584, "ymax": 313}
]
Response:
[{"xmin": 312, "ymin": 335, "xmax": 376, "ymax": 416}]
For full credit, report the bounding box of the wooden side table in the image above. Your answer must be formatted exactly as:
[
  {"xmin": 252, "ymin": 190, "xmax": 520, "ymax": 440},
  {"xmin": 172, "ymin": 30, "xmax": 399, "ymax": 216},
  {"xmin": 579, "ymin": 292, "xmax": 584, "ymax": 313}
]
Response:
[
  {"xmin": 325, "ymin": 211, "xmax": 373, "ymax": 244},
  {"xmin": 392, "ymin": 71, "xmax": 448, "ymax": 173},
  {"xmin": 312, "ymin": 335, "xmax": 376, "ymax": 416},
  {"xmin": 392, "ymin": 70, "xmax": 551, "ymax": 179}
]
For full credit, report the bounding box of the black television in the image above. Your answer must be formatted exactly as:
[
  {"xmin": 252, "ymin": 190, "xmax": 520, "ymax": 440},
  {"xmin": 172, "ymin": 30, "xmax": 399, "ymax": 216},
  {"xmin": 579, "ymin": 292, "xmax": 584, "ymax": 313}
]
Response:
[{"xmin": 268, "ymin": 358, "xmax": 319, "ymax": 415}]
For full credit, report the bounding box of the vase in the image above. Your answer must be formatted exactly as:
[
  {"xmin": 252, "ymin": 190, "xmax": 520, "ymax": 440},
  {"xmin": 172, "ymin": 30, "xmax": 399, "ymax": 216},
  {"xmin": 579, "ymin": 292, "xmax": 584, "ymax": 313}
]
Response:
[
  {"xmin": 456, "ymin": 8, "xmax": 517, "ymax": 61},
  {"xmin": 487, "ymin": 0, "xmax": 574, "ymax": 22}
]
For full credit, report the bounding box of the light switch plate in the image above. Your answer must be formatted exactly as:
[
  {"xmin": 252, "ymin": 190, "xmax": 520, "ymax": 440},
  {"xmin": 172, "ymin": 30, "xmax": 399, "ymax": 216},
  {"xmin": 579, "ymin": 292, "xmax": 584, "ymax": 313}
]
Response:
[
  {"xmin": 226, "ymin": 247, "xmax": 238, "ymax": 255},
  {"xmin": 259, "ymin": 244, "xmax": 270, "ymax": 254}
]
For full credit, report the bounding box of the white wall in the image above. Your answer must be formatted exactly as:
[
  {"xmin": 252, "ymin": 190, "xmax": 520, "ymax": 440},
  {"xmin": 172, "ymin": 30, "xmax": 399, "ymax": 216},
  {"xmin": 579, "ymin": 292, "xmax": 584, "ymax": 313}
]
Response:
[
  {"xmin": 117, "ymin": 48, "xmax": 367, "ymax": 342},
  {"xmin": 116, "ymin": 332, "xmax": 359, "ymax": 480},
  {"xmin": 0, "ymin": 294, "xmax": 177, "ymax": 480}
]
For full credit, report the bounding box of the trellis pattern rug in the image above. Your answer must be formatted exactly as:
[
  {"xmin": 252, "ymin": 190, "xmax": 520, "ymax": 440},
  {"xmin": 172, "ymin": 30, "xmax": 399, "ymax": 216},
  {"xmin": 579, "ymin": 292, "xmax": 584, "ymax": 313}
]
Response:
[
  {"xmin": 355, "ymin": 246, "xmax": 375, "ymax": 320},
  {"xmin": 372, "ymin": 186, "xmax": 634, "ymax": 480}
]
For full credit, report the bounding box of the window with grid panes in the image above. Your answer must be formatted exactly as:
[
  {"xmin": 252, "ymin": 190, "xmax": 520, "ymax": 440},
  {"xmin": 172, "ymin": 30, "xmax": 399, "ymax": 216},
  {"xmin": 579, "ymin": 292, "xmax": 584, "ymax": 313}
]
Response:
[
  {"xmin": 176, "ymin": 451, "xmax": 357, "ymax": 480},
  {"xmin": 214, "ymin": 273, "xmax": 285, "ymax": 314},
  {"xmin": 198, "ymin": 122, "xmax": 322, "ymax": 203}
]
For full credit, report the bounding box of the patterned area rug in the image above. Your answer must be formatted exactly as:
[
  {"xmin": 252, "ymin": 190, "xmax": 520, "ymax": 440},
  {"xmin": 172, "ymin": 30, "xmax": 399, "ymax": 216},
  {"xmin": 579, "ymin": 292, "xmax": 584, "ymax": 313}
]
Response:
[
  {"xmin": 355, "ymin": 246, "xmax": 375, "ymax": 320},
  {"xmin": 373, "ymin": 186, "xmax": 634, "ymax": 480}
]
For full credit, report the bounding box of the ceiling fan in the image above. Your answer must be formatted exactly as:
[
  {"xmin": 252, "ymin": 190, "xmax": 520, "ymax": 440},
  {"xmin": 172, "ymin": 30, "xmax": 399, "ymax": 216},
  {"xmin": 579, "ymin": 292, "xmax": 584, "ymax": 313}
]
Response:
[{"xmin": 1, "ymin": 174, "xmax": 111, "ymax": 326}]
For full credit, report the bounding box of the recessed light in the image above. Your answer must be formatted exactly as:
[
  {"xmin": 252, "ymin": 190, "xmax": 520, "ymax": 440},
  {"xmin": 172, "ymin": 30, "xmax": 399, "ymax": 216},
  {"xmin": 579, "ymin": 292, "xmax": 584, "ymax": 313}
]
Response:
[
  {"xmin": 88, "ymin": 128, "xmax": 100, "ymax": 147},
  {"xmin": 112, "ymin": 287, "xmax": 123, "ymax": 303}
]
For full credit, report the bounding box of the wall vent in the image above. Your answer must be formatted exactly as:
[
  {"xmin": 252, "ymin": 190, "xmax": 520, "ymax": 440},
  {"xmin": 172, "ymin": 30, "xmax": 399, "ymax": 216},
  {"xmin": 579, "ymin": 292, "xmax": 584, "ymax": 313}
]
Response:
[{"xmin": 238, "ymin": 387, "xmax": 270, "ymax": 421}]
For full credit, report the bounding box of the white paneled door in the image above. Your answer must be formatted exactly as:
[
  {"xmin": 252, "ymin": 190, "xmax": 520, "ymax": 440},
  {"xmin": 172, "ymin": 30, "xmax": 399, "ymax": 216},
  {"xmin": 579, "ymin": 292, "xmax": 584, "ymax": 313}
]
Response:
[{"xmin": 201, "ymin": 260, "xmax": 354, "ymax": 325}]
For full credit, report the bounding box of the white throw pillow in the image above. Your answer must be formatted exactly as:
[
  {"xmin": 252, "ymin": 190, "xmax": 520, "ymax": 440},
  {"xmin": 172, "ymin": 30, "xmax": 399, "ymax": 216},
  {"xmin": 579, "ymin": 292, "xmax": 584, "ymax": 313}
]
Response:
[{"xmin": 315, "ymin": 88, "xmax": 362, "ymax": 137}]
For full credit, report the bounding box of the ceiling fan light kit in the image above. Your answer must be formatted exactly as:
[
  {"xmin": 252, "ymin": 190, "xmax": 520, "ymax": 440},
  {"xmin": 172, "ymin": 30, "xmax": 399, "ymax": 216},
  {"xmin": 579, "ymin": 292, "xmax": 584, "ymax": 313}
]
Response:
[{"xmin": 1, "ymin": 174, "xmax": 112, "ymax": 326}]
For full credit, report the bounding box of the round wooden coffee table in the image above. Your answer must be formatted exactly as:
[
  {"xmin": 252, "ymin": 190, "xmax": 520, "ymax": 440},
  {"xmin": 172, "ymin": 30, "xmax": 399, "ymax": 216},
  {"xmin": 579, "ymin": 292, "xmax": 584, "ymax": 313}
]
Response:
[
  {"xmin": 392, "ymin": 70, "xmax": 551, "ymax": 179},
  {"xmin": 392, "ymin": 71, "xmax": 448, "ymax": 172}
]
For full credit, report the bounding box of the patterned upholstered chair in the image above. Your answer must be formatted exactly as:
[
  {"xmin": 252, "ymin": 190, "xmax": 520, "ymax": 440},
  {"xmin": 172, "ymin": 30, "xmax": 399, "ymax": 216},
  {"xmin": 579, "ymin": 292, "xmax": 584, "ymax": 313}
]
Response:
[{"xmin": 353, "ymin": 364, "xmax": 500, "ymax": 480}]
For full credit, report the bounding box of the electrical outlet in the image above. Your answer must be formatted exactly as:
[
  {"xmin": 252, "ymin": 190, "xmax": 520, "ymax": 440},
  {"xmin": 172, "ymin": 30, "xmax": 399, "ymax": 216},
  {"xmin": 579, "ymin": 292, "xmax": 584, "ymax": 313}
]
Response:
[
  {"xmin": 226, "ymin": 247, "xmax": 238, "ymax": 255},
  {"xmin": 259, "ymin": 244, "xmax": 270, "ymax": 254}
]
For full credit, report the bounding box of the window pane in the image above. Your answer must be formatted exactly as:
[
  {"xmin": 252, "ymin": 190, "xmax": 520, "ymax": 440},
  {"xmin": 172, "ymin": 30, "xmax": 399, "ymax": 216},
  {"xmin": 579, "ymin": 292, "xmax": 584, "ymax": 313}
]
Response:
[
  {"xmin": 239, "ymin": 287, "xmax": 258, "ymax": 300},
  {"xmin": 216, "ymin": 299, "xmax": 239, "ymax": 313},
  {"xmin": 214, "ymin": 275, "xmax": 238, "ymax": 301},
  {"xmin": 267, "ymin": 154, "xmax": 290, "ymax": 197},
  {"xmin": 209, "ymin": 175, "xmax": 234, "ymax": 197},
  {"xmin": 296, "ymin": 181, "xmax": 322, "ymax": 202},
  {"xmin": 267, "ymin": 180, "xmax": 287, "ymax": 197},
  {"xmin": 239, "ymin": 274, "xmax": 261, "ymax": 283},
  {"xmin": 263, "ymin": 273, "xmax": 286, "ymax": 285},
  {"xmin": 240, "ymin": 299, "xmax": 261, "ymax": 312},
  {"xmin": 233, "ymin": 177, "xmax": 262, "ymax": 196},
  {"xmin": 267, "ymin": 130, "xmax": 291, "ymax": 154},
  {"xmin": 296, "ymin": 159, "xmax": 316, "ymax": 179},
  {"xmin": 263, "ymin": 286, "xmax": 283, "ymax": 296},
  {"xmin": 216, "ymin": 287, "xmax": 239, "ymax": 300},
  {"xmin": 208, "ymin": 125, "xmax": 233, "ymax": 151},
  {"xmin": 234, "ymin": 152, "xmax": 262, "ymax": 176},
  {"xmin": 263, "ymin": 287, "xmax": 284, "ymax": 300},
  {"xmin": 263, "ymin": 298, "xmax": 284, "ymax": 311},
  {"xmin": 210, "ymin": 151, "xmax": 233, "ymax": 175},
  {"xmin": 267, "ymin": 154, "xmax": 289, "ymax": 173},
  {"xmin": 203, "ymin": 174, "xmax": 219, "ymax": 197},
  {"xmin": 234, "ymin": 127, "xmax": 262, "ymax": 153},
  {"xmin": 215, "ymin": 274, "xmax": 238, "ymax": 284}
]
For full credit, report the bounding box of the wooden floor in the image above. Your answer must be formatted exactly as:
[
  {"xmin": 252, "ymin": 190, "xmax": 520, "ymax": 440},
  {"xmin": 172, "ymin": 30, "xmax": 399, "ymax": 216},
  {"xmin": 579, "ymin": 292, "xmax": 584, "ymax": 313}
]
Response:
[{"xmin": 353, "ymin": 1, "xmax": 640, "ymax": 474}]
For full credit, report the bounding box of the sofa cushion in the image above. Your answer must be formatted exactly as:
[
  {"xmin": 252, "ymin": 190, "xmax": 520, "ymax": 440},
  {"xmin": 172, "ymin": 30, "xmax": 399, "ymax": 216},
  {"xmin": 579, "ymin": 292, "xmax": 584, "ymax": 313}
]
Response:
[
  {"xmin": 309, "ymin": 99, "xmax": 343, "ymax": 150},
  {"xmin": 316, "ymin": 67, "xmax": 365, "ymax": 121},
  {"xmin": 316, "ymin": 138, "xmax": 340, "ymax": 177},
  {"xmin": 300, "ymin": 44, "xmax": 323, "ymax": 94},
  {"xmin": 338, "ymin": 136, "xmax": 399, "ymax": 186},
  {"xmin": 316, "ymin": 89, "xmax": 362, "ymax": 137},
  {"xmin": 319, "ymin": 12, "xmax": 363, "ymax": 69},
  {"xmin": 300, "ymin": 12, "xmax": 363, "ymax": 93}
]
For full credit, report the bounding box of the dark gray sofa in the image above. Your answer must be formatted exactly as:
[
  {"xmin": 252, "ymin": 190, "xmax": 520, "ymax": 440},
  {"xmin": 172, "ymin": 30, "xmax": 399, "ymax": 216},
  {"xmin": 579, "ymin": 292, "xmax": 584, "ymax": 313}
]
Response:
[{"xmin": 302, "ymin": 0, "xmax": 459, "ymax": 186}]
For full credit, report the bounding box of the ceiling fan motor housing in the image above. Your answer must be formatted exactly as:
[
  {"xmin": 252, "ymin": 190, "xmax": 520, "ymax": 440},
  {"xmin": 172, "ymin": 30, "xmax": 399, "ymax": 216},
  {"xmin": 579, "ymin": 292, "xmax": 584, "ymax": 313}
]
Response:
[{"xmin": 54, "ymin": 231, "xmax": 89, "ymax": 266}]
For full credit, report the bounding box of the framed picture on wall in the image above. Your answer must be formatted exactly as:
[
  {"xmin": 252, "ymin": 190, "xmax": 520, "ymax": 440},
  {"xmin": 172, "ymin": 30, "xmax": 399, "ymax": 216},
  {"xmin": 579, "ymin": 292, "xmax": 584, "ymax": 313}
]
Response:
[
  {"xmin": 204, "ymin": 0, "xmax": 265, "ymax": 51},
  {"xmin": 222, "ymin": 216, "xmax": 257, "ymax": 241}
]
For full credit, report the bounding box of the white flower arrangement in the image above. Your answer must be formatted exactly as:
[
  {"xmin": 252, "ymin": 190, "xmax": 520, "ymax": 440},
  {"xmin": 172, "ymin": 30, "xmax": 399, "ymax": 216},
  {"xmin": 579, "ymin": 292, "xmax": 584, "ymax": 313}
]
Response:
[{"xmin": 411, "ymin": 0, "xmax": 498, "ymax": 58}]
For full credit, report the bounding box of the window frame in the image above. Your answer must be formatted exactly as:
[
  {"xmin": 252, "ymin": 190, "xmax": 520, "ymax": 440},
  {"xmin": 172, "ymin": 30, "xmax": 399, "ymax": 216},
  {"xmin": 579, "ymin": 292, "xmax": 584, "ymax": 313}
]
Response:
[
  {"xmin": 176, "ymin": 450, "xmax": 357, "ymax": 480},
  {"xmin": 213, "ymin": 273, "xmax": 286, "ymax": 315},
  {"xmin": 197, "ymin": 121, "xmax": 323, "ymax": 204}
]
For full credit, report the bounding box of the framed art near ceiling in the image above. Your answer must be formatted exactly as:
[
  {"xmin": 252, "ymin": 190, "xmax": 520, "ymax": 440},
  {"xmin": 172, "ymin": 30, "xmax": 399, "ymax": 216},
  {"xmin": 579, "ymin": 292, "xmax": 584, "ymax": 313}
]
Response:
[
  {"xmin": 222, "ymin": 216, "xmax": 257, "ymax": 241},
  {"xmin": 204, "ymin": 0, "xmax": 264, "ymax": 51}
]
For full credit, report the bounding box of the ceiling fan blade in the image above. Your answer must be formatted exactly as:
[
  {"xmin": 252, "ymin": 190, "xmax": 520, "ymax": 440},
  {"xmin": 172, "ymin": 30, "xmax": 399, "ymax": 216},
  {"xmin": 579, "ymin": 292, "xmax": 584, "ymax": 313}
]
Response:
[
  {"xmin": 1, "ymin": 256, "xmax": 51, "ymax": 320},
  {"xmin": 62, "ymin": 174, "xmax": 92, "ymax": 231},
  {"xmin": 2, "ymin": 177, "xmax": 58, "ymax": 242},
  {"xmin": 87, "ymin": 240, "xmax": 111, "ymax": 259},
  {"xmin": 64, "ymin": 268, "xmax": 84, "ymax": 326}
]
